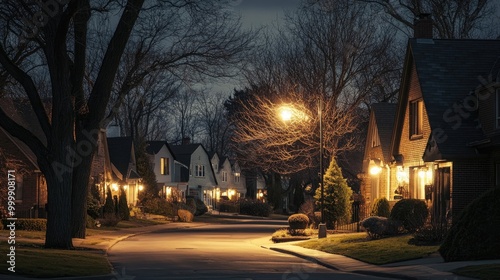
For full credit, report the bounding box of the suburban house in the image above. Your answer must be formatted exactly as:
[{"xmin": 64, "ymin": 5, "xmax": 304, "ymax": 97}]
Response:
[
  {"xmin": 361, "ymin": 34, "xmax": 500, "ymax": 223},
  {"xmin": 170, "ymin": 143, "xmax": 218, "ymax": 208},
  {"xmin": 145, "ymin": 141, "xmax": 185, "ymax": 201},
  {"xmin": 210, "ymin": 152, "xmax": 246, "ymax": 202},
  {"xmin": 0, "ymin": 99, "xmax": 47, "ymax": 218},
  {"xmin": 360, "ymin": 103, "xmax": 397, "ymax": 208},
  {"xmin": 106, "ymin": 136, "xmax": 142, "ymax": 207}
]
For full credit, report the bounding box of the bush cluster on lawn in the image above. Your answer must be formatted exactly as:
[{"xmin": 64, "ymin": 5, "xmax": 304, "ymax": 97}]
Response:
[
  {"xmin": 218, "ymin": 200, "xmax": 239, "ymax": 213},
  {"xmin": 361, "ymin": 199, "xmax": 428, "ymax": 239},
  {"xmin": 361, "ymin": 216, "xmax": 401, "ymax": 239},
  {"xmin": 371, "ymin": 197, "xmax": 390, "ymax": 218},
  {"xmin": 409, "ymin": 222, "xmax": 449, "ymax": 246},
  {"xmin": 439, "ymin": 187, "xmax": 500, "ymax": 262},
  {"xmin": 390, "ymin": 199, "xmax": 428, "ymax": 233},
  {"xmin": 239, "ymin": 199, "xmax": 272, "ymax": 217},
  {"xmin": 2, "ymin": 218, "xmax": 46, "ymax": 231},
  {"xmin": 177, "ymin": 209, "xmax": 194, "ymax": 222},
  {"xmin": 142, "ymin": 197, "xmax": 176, "ymax": 217},
  {"xmin": 185, "ymin": 196, "xmax": 208, "ymax": 216},
  {"xmin": 288, "ymin": 213, "xmax": 309, "ymax": 235}
]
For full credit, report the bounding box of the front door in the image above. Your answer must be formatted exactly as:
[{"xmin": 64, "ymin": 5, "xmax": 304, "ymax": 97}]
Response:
[{"xmin": 432, "ymin": 167, "xmax": 451, "ymax": 224}]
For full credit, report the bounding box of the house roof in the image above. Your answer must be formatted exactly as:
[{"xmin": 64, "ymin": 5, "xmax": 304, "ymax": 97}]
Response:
[
  {"xmin": 145, "ymin": 141, "xmax": 176, "ymax": 160},
  {"xmin": 107, "ymin": 137, "xmax": 134, "ymax": 179},
  {"xmin": 169, "ymin": 144, "xmax": 201, "ymax": 167},
  {"xmin": 394, "ymin": 38, "xmax": 500, "ymax": 160},
  {"xmin": 372, "ymin": 103, "xmax": 397, "ymax": 163}
]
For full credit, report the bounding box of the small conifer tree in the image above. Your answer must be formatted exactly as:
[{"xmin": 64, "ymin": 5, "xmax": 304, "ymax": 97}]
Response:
[
  {"xmin": 315, "ymin": 158, "xmax": 353, "ymax": 229},
  {"xmin": 118, "ymin": 188, "xmax": 130, "ymax": 220},
  {"xmin": 103, "ymin": 187, "xmax": 115, "ymax": 216}
]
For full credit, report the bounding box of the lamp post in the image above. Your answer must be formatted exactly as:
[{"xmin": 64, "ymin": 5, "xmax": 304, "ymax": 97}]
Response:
[
  {"xmin": 318, "ymin": 97, "xmax": 327, "ymax": 238},
  {"xmin": 278, "ymin": 101, "xmax": 326, "ymax": 238}
]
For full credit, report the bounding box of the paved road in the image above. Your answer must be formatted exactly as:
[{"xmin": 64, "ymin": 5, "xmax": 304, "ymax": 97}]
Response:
[{"xmin": 108, "ymin": 218, "xmax": 385, "ymax": 280}]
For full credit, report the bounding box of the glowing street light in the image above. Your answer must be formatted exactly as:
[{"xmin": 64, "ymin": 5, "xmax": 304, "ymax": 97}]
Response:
[{"xmin": 278, "ymin": 99, "xmax": 327, "ymax": 238}]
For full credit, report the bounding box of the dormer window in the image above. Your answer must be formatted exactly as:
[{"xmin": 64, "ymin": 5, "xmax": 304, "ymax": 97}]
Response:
[{"xmin": 410, "ymin": 99, "xmax": 423, "ymax": 139}]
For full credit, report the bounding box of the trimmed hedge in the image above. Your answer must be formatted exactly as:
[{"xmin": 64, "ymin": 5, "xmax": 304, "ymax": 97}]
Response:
[
  {"xmin": 390, "ymin": 199, "xmax": 428, "ymax": 233},
  {"xmin": 288, "ymin": 213, "xmax": 309, "ymax": 235},
  {"xmin": 361, "ymin": 216, "xmax": 401, "ymax": 239},
  {"xmin": 439, "ymin": 187, "xmax": 500, "ymax": 262},
  {"xmin": 2, "ymin": 218, "xmax": 46, "ymax": 231},
  {"xmin": 371, "ymin": 197, "xmax": 390, "ymax": 218}
]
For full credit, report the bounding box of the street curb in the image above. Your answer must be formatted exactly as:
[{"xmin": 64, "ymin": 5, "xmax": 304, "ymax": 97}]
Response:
[{"xmin": 267, "ymin": 246, "xmax": 417, "ymax": 280}]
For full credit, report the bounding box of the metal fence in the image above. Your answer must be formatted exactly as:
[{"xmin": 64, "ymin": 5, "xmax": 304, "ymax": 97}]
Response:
[{"xmin": 335, "ymin": 203, "xmax": 371, "ymax": 232}]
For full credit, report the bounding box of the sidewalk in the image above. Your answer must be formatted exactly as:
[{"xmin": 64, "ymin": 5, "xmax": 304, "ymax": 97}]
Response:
[{"xmin": 264, "ymin": 238, "xmax": 500, "ymax": 280}]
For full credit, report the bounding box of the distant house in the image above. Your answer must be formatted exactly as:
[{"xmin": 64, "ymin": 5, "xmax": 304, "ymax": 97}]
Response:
[
  {"xmin": 362, "ymin": 37, "xmax": 500, "ymax": 224},
  {"xmin": 146, "ymin": 141, "xmax": 184, "ymax": 201},
  {"xmin": 170, "ymin": 143, "xmax": 218, "ymax": 207},
  {"xmin": 360, "ymin": 103, "xmax": 397, "ymax": 208},
  {"xmin": 106, "ymin": 137, "xmax": 142, "ymax": 207},
  {"xmin": 210, "ymin": 152, "xmax": 246, "ymax": 202}
]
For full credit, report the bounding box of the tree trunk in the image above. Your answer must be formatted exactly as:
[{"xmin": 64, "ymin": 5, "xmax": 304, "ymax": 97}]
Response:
[
  {"xmin": 71, "ymin": 152, "xmax": 94, "ymax": 238},
  {"xmin": 41, "ymin": 150, "xmax": 74, "ymax": 249}
]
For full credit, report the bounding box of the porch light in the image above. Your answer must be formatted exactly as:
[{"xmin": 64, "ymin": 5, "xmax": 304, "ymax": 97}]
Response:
[
  {"xmin": 123, "ymin": 185, "xmax": 128, "ymax": 190},
  {"xmin": 111, "ymin": 183, "xmax": 118, "ymax": 191},
  {"xmin": 369, "ymin": 165, "xmax": 382, "ymax": 175},
  {"xmin": 138, "ymin": 184, "xmax": 144, "ymax": 191}
]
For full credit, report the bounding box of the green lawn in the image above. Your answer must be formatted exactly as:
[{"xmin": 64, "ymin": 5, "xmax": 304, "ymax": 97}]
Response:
[
  {"xmin": 0, "ymin": 242, "xmax": 111, "ymax": 278},
  {"xmin": 296, "ymin": 232, "xmax": 439, "ymax": 265}
]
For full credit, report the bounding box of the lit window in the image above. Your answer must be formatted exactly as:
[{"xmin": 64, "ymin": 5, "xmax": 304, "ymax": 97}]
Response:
[
  {"xmin": 234, "ymin": 173, "xmax": 240, "ymax": 183},
  {"xmin": 410, "ymin": 99, "xmax": 423, "ymax": 138},
  {"xmin": 160, "ymin": 157, "xmax": 169, "ymax": 175}
]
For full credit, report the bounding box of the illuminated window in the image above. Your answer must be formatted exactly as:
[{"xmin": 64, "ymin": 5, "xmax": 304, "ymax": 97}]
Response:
[
  {"xmin": 410, "ymin": 99, "xmax": 423, "ymax": 138},
  {"xmin": 160, "ymin": 157, "xmax": 169, "ymax": 175},
  {"xmin": 234, "ymin": 173, "xmax": 240, "ymax": 183}
]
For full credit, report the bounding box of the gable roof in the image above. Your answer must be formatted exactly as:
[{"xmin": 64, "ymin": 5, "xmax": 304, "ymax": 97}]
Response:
[
  {"xmin": 393, "ymin": 38, "xmax": 500, "ymax": 160},
  {"xmin": 371, "ymin": 103, "xmax": 397, "ymax": 163},
  {"xmin": 107, "ymin": 137, "xmax": 134, "ymax": 180},
  {"xmin": 145, "ymin": 141, "xmax": 176, "ymax": 160},
  {"xmin": 169, "ymin": 144, "xmax": 201, "ymax": 167}
]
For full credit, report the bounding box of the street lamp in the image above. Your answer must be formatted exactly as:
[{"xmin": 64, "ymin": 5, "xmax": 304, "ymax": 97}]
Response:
[{"xmin": 279, "ymin": 100, "xmax": 327, "ymax": 238}]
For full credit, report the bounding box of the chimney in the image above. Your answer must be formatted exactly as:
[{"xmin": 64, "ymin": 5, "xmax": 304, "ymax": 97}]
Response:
[
  {"xmin": 413, "ymin": 13, "xmax": 433, "ymax": 38},
  {"xmin": 182, "ymin": 137, "xmax": 191, "ymax": 145}
]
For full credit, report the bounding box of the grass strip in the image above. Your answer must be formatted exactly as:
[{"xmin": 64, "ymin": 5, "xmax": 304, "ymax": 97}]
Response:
[
  {"xmin": 0, "ymin": 242, "xmax": 111, "ymax": 278},
  {"xmin": 296, "ymin": 232, "xmax": 439, "ymax": 265}
]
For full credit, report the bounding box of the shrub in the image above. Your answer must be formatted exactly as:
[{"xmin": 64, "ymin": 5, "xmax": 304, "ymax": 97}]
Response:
[
  {"xmin": 98, "ymin": 213, "xmax": 120, "ymax": 227},
  {"xmin": 218, "ymin": 200, "xmax": 239, "ymax": 213},
  {"xmin": 361, "ymin": 216, "xmax": 388, "ymax": 239},
  {"xmin": 177, "ymin": 209, "xmax": 194, "ymax": 222},
  {"xmin": 239, "ymin": 199, "xmax": 272, "ymax": 217},
  {"xmin": 439, "ymin": 187, "xmax": 500, "ymax": 262},
  {"xmin": 103, "ymin": 187, "xmax": 115, "ymax": 215},
  {"xmin": 142, "ymin": 197, "xmax": 175, "ymax": 217},
  {"xmin": 86, "ymin": 215, "xmax": 97, "ymax": 229},
  {"xmin": 2, "ymin": 218, "xmax": 46, "ymax": 231},
  {"xmin": 288, "ymin": 213, "xmax": 309, "ymax": 236},
  {"xmin": 186, "ymin": 197, "xmax": 208, "ymax": 216},
  {"xmin": 371, "ymin": 197, "xmax": 390, "ymax": 218},
  {"xmin": 410, "ymin": 222, "xmax": 449, "ymax": 246},
  {"xmin": 390, "ymin": 199, "xmax": 428, "ymax": 232},
  {"xmin": 118, "ymin": 188, "xmax": 130, "ymax": 221}
]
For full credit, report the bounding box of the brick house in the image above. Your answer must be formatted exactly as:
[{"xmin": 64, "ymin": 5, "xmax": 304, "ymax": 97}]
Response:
[
  {"xmin": 0, "ymin": 99, "xmax": 47, "ymax": 218},
  {"xmin": 362, "ymin": 37, "xmax": 500, "ymax": 223},
  {"xmin": 359, "ymin": 103, "xmax": 397, "ymax": 209}
]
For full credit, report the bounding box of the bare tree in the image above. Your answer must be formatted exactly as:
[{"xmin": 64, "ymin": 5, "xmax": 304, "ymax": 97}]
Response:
[
  {"xmin": 198, "ymin": 91, "xmax": 231, "ymax": 155},
  {"xmin": 354, "ymin": 0, "xmax": 499, "ymax": 39},
  {"xmin": 0, "ymin": 0, "xmax": 253, "ymax": 248},
  {"xmin": 231, "ymin": 1, "xmax": 397, "ymax": 175}
]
